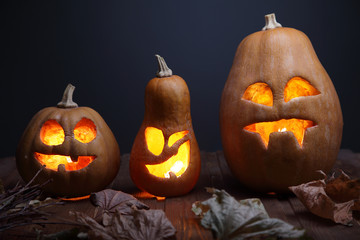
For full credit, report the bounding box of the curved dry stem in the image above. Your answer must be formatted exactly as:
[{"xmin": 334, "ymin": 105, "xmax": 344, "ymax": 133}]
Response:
[
  {"xmin": 262, "ymin": 13, "xmax": 282, "ymax": 30},
  {"xmin": 57, "ymin": 84, "xmax": 78, "ymax": 108},
  {"xmin": 155, "ymin": 54, "xmax": 173, "ymax": 78}
]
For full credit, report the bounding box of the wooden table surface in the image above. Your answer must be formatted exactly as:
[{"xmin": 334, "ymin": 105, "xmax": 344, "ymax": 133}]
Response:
[{"xmin": 1, "ymin": 150, "xmax": 360, "ymax": 239}]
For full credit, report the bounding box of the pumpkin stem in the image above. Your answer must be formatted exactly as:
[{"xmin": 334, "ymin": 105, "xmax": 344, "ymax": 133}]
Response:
[
  {"xmin": 57, "ymin": 84, "xmax": 78, "ymax": 108},
  {"xmin": 155, "ymin": 54, "xmax": 173, "ymax": 78},
  {"xmin": 262, "ymin": 13, "xmax": 282, "ymax": 30}
]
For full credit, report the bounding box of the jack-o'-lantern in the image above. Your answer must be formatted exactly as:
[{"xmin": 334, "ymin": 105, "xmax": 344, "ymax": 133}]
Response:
[
  {"xmin": 219, "ymin": 14, "xmax": 343, "ymax": 192},
  {"xmin": 16, "ymin": 84, "xmax": 121, "ymax": 197},
  {"xmin": 130, "ymin": 55, "xmax": 201, "ymax": 197}
]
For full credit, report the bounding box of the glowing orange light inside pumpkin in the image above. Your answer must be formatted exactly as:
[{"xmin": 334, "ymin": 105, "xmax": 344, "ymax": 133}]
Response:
[
  {"xmin": 284, "ymin": 77, "xmax": 320, "ymax": 102},
  {"xmin": 40, "ymin": 120, "xmax": 65, "ymax": 146},
  {"xmin": 37, "ymin": 118, "xmax": 97, "ymax": 171},
  {"xmin": 244, "ymin": 119, "xmax": 315, "ymax": 147},
  {"xmin": 74, "ymin": 118, "xmax": 97, "ymax": 143},
  {"xmin": 145, "ymin": 127, "xmax": 190, "ymax": 178},
  {"xmin": 145, "ymin": 127, "xmax": 165, "ymax": 155},
  {"xmin": 35, "ymin": 152, "xmax": 95, "ymax": 171},
  {"xmin": 242, "ymin": 82, "xmax": 273, "ymax": 106}
]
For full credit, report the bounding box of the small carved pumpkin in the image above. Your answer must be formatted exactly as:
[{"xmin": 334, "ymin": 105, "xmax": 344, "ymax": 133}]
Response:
[
  {"xmin": 16, "ymin": 84, "xmax": 121, "ymax": 197},
  {"xmin": 220, "ymin": 14, "xmax": 343, "ymax": 192},
  {"xmin": 130, "ymin": 55, "xmax": 201, "ymax": 197}
]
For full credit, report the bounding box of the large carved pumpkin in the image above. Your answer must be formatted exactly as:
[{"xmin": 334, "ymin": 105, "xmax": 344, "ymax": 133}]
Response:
[
  {"xmin": 220, "ymin": 14, "xmax": 343, "ymax": 192},
  {"xmin": 130, "ymin": 55, "xmax": 201, "ymax": 197},
  {"xmin": 16, "ymin": 84, "xmax": 121, "ymax": 197}
]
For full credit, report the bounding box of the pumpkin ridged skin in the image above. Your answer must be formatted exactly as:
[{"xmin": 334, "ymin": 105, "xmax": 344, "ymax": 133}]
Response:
[
  {"xmin": 220, "ymin": 17, "xmax": 343, "ymax": 192},
  {"xmin": 130, "ymin": 73, "xmax": 201, "ymax": 197},
  {"xmin": 16, "ymin": 106, "xmax": 121, "ymax": 197}
]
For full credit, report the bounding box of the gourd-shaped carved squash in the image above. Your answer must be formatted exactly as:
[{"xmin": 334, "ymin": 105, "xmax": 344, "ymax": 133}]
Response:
[
  {"xmin": 16, "ymin": 84, "xmax": 121, "ymax": 197},
  {"xmin": 130, "ymin": 55, "xmax": 201, "ymax": 197},
  {"xmin": 220, "ymin": 14, "xmax": 343, "ymax": 192}
]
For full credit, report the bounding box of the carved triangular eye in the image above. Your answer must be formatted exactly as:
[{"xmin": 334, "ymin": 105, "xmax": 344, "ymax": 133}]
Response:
[
  {"xmin": 145, "ymin": 127, "xmax": 165, "ymax": 156},
  {"xmin": 242, "ymin": 82, "xmax": 273, "ymax": 106},
  {"xmin": 284, "ymin": 77, "xmax": 320, "ymax": 102}
]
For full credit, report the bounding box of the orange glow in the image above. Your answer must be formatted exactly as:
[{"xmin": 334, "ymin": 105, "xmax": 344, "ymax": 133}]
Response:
[
  {"xmin": 133, "ymin": 190, "xmax": 157, "ymax": 199},
  {"xmin": 244, "ymin": 119, "xmax": 315, "ymax": 147},
  {"xmin": 34, "ymin": 152, "xmax": 95, "ymax": 171},
  {"xmin": 74, "ymin": 118, "xmax": 97, "ymax": 143},
  {"xmin": 145, "ymin": 129, "xmax": 190, "ymax": 178},
  {"xmin": 61, "ymin": 195, "xmax": 90, "ymax": 201},
  {"xmin": 242, "ymin": 82, "xmax": 273, "ymax": 106},
  {"xmin": 145, "ymin": 127, "xmax": 165, "ymax": 155},
  {"xmin": 168, "ymin": 130, "xmax": 189, "ymax": 147},
  {"xmin": 284, "ymin": 77, "xmax": 320, "ymax": 102},
  {"xmin": 133, "ymin": 191, "xmax": 166, "ymax": 200},
  {"xmin": 40, "ymin": 120, "xmax": 65, "ymax": 146},
  {"xmin": 146, "ymin": 141, "xmax": 190, "ymax": 178}
]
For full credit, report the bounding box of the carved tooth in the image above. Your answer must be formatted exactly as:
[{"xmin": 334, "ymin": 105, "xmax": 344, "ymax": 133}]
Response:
[
  {"xmin": 169, "ymin": 172, "xmax": 177, "ymax": 180},
  {"xmin": 58, "ymin": 164, "xmax": 66, "ymax": 173}
]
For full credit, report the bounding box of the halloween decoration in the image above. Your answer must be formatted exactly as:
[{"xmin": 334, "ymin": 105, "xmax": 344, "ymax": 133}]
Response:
[
  {"xmin": 16, "ymin": 84, "xmax": 120, "ymax": 197},
  {"xmin": 219, "ymin": 13, "xmax": 343, "ymax": 192},
  {"xmin": 130, "ymin": 55, "xmax": 201, "ymax": 197}
]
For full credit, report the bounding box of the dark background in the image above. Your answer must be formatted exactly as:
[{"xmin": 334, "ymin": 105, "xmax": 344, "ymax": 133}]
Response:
[{"xmin": 1, "ymin": 0, "xmax": 359, "ymax": 157}]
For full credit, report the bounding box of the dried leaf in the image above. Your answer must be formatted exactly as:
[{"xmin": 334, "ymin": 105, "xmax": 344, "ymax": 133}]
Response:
[
  {"xmin": 192, "ymin": 188, "xmax": 306, "ymax": 240},
  {"xmin": 72, "ymin": 208, "xmax": 176, "ymax": 240},
  {"xmin": 71, "ymin": 211, "xmax": 115, "ymax": 240},
  {"xmin": 73, "ymin": 189, "xmax": 176, "ymax": 240},
  {"xmin": 325, "ymin": 171, "xmax": 360, "ymax": 202},
  {"xmin": 110, "ymin": 208, "xmax": 176, "ymax": 240},
  {"xmin": 90, "ymin": 189, "xmax": 149, "ymax": 215},
  {"xmin": 289, "ymin": 170, "xmax": 360, "ymax": 225}
]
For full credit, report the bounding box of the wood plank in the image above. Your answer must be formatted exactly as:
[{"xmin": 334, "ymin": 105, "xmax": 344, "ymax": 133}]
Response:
[
  {"xmin": 1, "ymin": 150, "xmax": 360, "ymax": 239},
  {"xmin": 163, "ymin": 152, "xmax": 214, "ymax": 240},
  {"xmin": 261, "ymin": 196, "xmax": 303, "ymax": 228},
  {"xmin": 288, "ymin": 197, "xmax": 360, "ymax": 240},
  {"xmin": 203, "ymin": 151, "xmax": 225, "ymax": 189}
]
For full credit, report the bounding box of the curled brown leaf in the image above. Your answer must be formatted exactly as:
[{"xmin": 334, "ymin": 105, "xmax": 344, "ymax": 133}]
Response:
[
  {"xmin": 289, "ymin": 170, "xmax": 360, "ymax": 225},
  {"xmin": 73, "ymin": 189, "xmax": 176, "ymax": 240},
  {"xmin": 90, "ymin": 189, "xmax": 149, "ymax": 214}
]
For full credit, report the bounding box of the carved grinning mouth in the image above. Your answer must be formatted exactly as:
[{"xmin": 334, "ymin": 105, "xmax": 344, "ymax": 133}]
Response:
[
  {"xmin": 34, "ymin": 152, "xmax": 96, "ymax": 171},
  {"xmin": 243, "ymin": 118, "xmax": 316, "ymax": 148},
  {"xmin": 145, "ymin": 140, "xmax": 190, "ymax": 179}
]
